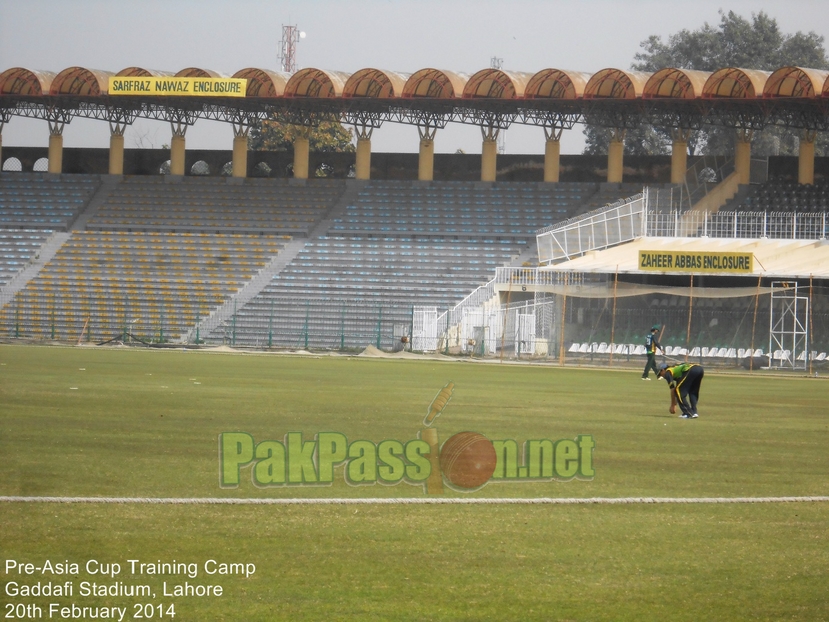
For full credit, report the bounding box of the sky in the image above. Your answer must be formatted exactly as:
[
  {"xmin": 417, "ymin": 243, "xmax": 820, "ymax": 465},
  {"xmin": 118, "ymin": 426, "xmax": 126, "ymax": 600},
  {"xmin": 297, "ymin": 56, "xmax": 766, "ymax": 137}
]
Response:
[{"xmin": 1, "ymin": 0, "xmax": 828, "ymax": 155}]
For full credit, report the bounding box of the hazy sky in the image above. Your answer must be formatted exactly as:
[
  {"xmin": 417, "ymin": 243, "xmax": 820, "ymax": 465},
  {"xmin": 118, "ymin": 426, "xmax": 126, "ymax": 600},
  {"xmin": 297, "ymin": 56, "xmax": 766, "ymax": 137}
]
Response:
[{"xmin": 2, "ymin": 0, "xmax": 828, "ymax": 155}]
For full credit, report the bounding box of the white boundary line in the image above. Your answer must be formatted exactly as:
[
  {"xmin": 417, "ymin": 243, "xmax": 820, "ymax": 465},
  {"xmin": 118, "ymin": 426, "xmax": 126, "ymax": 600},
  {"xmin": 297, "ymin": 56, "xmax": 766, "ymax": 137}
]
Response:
[{"xmin": 2, "ymin": 496, "xmax": 828, "ymax": 505}]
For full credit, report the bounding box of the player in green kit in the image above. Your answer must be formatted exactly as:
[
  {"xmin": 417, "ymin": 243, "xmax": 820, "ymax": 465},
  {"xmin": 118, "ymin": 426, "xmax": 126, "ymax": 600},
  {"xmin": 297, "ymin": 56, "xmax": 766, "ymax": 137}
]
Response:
[
  {"xmin": 657, "ymin": 362, "xmax": 704, "ymax": 419},
  {"xmin": 641, "ymin": 325, "xmax": 663, "ymax": 380}
]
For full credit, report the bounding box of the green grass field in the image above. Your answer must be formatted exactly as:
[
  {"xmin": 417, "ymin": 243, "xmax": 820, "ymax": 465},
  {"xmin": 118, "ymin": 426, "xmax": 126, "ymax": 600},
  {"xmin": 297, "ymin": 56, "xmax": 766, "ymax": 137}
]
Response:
[{"xmin": 2, "ymin": 344, "xmax": 828, "ymax": 621}]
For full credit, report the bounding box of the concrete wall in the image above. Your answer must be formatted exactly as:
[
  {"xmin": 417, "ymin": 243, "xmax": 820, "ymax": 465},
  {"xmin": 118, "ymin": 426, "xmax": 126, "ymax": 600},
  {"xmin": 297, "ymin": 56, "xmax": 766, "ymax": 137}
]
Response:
[{"xmin": 2, "ymin": 147, "xmax": 827, "ymax": 184}]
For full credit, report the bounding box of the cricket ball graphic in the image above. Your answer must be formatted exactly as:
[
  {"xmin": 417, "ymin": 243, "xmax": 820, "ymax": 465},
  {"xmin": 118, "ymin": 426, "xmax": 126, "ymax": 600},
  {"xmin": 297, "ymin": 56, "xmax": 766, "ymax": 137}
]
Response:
[{"xmin": 439, "ymin": 431, "xmax": 498, "ymax": 490}]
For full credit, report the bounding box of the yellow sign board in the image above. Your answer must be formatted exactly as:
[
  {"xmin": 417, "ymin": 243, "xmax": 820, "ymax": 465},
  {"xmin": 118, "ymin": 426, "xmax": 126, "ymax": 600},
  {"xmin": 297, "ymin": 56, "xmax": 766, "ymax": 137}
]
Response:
[
  {"xmin": 108, "ymin": 77, "xmax": 247, "ymax": 97},
  {"xmin": 638, "ymin": 250, "xmax": 753, "ymax": 273}
]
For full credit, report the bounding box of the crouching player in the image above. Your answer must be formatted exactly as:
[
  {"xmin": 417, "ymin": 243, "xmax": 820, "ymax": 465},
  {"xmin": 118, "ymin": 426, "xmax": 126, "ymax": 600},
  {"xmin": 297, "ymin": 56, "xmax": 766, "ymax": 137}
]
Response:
[{"xmin": 657, "ymin": 362, "xmax": 704, "ymax": 419}]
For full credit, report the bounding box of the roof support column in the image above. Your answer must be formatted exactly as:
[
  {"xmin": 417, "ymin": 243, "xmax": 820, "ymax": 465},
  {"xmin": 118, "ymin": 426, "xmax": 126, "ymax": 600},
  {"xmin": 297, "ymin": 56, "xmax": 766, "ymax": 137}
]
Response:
[
  {"xmin": 481, "ymin": 126, "xmax": 498, "ymax": 183},
  {"xmin": 735, "ymin": 129, "xmax": 752, "ymax": 185},
  {"xmin": 798, "ymin": 130, "xmax": 816, "ymax": 185},
  {"xmin": 169, "ymin": 121, "xmax": 187, "ymax": 176},
  {"xmin": 0, "ymin": 113, "xmax": 8, "ymax": 172},
  {"xmin": 293, "ymin": 127, "xmax": 310, "ymax": 180},
  {"xmin": 47, "ymin": 116, "xmax": 66, "ymax": 175},
  {"xmin": 232, "ymin": 123, "xmax": 250, "ymax": 179},
  {"xmin": 671, "ymin": 129, "xmax": 692, "ymax": 185},
  {"xmin": 108, "ymin": 121, "xmax": 126, "ymax": 176},
  {"xmin": 607, "ymin": 128, "xmax": 625, "ymax": 183},
  {"xmin": 355, "ymin": 125, "xmax": 373, "ymax": 181},
  {"xmin": 543, "ymin": 127, "xmax": 562, "ymax": 183},
  {"xmin": 418, "ymin": 125, "xmax": 436, "ymax": 182}
]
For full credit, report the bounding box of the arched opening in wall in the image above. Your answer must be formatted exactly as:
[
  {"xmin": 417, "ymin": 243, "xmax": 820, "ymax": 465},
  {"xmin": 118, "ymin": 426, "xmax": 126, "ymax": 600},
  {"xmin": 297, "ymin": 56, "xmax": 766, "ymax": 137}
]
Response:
[
  {"xmin": 252, "ymin": 162, "xmax": 272, "ymax": 177},
  {"xmin": 221, "ymin": 162, "xmax": 233, "ymax": 176},
  {"xmin": 191, "ymin": 160, "xmax": 210, "ymax": 176},
  {"xmin": 159, "ymin": 160, "xmax": 171, "ymax": 175},
  {"xmin": 33, "ymin": 158, "xmax": 49, "ymax": 172},
  {"xmin": 2, "ymin": 157, "xmax": 23, "ymax": 172},
  {"xmin": 315, "ymin": 162, "xmax": 333, "ymax": 178}
]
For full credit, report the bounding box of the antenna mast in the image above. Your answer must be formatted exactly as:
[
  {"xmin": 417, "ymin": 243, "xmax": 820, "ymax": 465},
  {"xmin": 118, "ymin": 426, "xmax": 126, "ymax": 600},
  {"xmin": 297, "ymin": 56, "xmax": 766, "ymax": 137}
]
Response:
[
  {"xmin": 278, "ymin": 24, "xmax": 302, "ymax": 73},
  {"xmin": 490, "ymin": 56, "xmax": 506, "ymax": 154}
]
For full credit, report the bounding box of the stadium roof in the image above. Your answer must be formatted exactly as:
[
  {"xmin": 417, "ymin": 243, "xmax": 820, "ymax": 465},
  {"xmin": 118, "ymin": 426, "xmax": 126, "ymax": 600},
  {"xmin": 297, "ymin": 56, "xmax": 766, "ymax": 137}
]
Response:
[
  {"xmin": 541, "ymin": 236, "xmax": 829, "ymax": 279},
  {"xmin": 1, "ymin": 64, "xmax": 828, "ymax": 131}
]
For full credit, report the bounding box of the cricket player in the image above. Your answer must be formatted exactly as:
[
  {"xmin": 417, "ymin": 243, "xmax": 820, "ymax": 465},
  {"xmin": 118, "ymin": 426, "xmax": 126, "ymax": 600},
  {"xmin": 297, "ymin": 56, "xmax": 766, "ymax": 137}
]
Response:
[
  {"xmin": 641, "ymin": 325, "xmax": 663, "ymax": 380},
  {"xmin": 657, "ymin": 362, "xmax": 704, "ymax": 418}
]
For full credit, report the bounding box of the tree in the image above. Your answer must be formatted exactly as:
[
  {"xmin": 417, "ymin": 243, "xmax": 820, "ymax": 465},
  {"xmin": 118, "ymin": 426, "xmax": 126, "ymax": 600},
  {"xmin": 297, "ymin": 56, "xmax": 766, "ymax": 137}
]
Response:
[
  {"xmin": 249, "ymin": 115, "xmax": 356, "ymax": 153},
  {"xmin": 584, "ymin": 10, "xmax": 829, "ymax": 157}
]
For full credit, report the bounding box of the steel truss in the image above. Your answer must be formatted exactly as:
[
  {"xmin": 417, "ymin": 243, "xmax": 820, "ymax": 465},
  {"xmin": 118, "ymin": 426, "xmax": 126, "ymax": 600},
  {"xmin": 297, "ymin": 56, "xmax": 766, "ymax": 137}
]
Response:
[{"xmin": 1, "ymin": 94, "xmax": 827, "ymax": 136}]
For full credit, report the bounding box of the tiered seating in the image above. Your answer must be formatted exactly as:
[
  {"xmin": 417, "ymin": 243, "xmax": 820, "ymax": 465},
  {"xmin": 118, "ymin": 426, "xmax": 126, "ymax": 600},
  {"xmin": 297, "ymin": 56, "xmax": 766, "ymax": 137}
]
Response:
[
  {"xmin": 0, "ymin": 231, "xmax": 284, "ymax": 342},
  {"xmin": 737, "ymin": 182, "xmax": 829, "ymax": 212},
  {"xmin": 0, "ymin": 229, "xmax": 53, "ymax": 286},
  {"xmin": 89, "ymin": 177, "xmax": 346, "ymax": 235},
  {"xmin": 0, "ymin": 174, "xmax": 99, "ymax": 229},
  {"xmin": 573, "ymin": 183, "xmax": 644, "ymax": 214},
  {"xmin": 331, "ymin": 181, "xmax": 596, "ymax": 236}
]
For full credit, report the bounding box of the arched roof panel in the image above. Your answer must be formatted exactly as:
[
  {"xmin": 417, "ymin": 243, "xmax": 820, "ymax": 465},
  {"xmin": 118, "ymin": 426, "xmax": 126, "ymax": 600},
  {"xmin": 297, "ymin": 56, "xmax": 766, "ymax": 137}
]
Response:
[
  {"xmin": 343, "ymin": 69, "xmax": 410, "ymax": 98},
  {"xmin": 462, "ymin": 69, "xmax": 534, "ymax": 99},
  {"xmin": 763, "ymin": 66, "xmax": 829, "ymax": 98},
  {"xmin": 50, "ymin": 67, "xmax": 113, "ymax": 95},
  {"xmin": 175, "ymin": 68, "xmax": 225, "ymax": 78},
  {"xmin": 0, "ymin": 67, "xmax": 55, "ymax": 95},
  {"xmin": 525, "ymin": 69, "xmax": 591, "ymax": 99},
  {"xmin": 703, "ymin": 68, "xmax": 770, "ymax": 98},
  {"xmin": 284, "ymin": 69, "xmax": 350, "ymax": 97},
  {"xmin": 584, "ymin": 68, "xmax": 650, "ymax": 98},
  {"xmin": 402, "ymin": 69, "xmax": 468, "ymax": 98},
  {"xmin": 116, "ymin": 67, "xmax": 173, "ymax": 78},
  {"xmin": 643, "ymin": 68, "xmax": 710, "ymax": 98},
  {"xmin": 232, "ymin": 68, "xmax": 291, "ymax": 97}
]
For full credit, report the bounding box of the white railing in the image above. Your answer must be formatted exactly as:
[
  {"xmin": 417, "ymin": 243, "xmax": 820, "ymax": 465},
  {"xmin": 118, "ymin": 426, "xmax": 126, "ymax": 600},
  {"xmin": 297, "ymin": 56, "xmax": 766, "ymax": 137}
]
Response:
[
  {"xmin": 648, "ymin": 210, "xmax": 828, "ymax": 240},
  {"xmin": 536, "ymin": 190, "xmax": 648, "ymax": 264}
]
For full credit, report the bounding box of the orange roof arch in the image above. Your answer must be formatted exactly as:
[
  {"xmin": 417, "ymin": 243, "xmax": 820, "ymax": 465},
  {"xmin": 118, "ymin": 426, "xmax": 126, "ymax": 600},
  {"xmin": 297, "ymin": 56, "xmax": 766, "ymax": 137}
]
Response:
[
  {"xmin": 525, "ymin": 69, "xmax": 591, "ymax": 99},
  {"xmin": 703, "ymin": 68, "xmax": 770, "ymax": 98},
  {"xmin": 284, "ymin": 69, "xmax": 350, "ymax": 97},
  {"xmin": 763, "ymin": 66, "xmax": 829, "ymax": 98},
  {"xmin": 402, "ymin": 69, "xmax": 467, "ymax": 98},
  {"xmin": 0, "ymin": 67, "xmax": 56, "ymax": 95},
  {"xmin": 343, "ymin": 69, "xmax": 410, "ymax": 98},
  {"xmin": 584, "ymin": 68, "xmax": 650, "ymax": 98},
  {"xmin": 232, "ymin": 68, "xmax": 290, "ymax": 97},
  {"xmin": 175, "ymin": 68, "xmax": 226, "ymax": 78},
  {"xmin": 462, "ymin": 69, "xmax": 534, "ymax": 99},
  {"xmin": 51, "ymin": 66, "xmax": 113, "ymax": 95},
  {"xmin": 116, "ymin": 67, "xmax": 173, "ymax": 78},
  {"xmin": 643, "ymin": 68, "xmax": 711, "ymax": 98}
]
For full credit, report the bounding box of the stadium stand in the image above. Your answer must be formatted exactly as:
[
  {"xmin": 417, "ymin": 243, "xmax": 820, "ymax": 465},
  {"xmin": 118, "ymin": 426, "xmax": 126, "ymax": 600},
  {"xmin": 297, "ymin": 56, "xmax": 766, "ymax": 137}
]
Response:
[
  {"xmin": 1, "ymin": 229, "xmax": 285, "ymax": 342},
  {"xmin": 87, "ymin": 176, "xmax": 346, "ymax": 235},
  {"xmin": 200, "ymin": 180, "xmax": 618, "ymax": 347},
  {"xmin": 0, "ymin": 174, "xmax": 99, "ymax": 230},
  {"xmin": 733, "ymin": 181, "xmax": 829, "ymax": 212},
  {"xmin": 0, "ymin": 229, "xmax": 54, "ymax": 287}
]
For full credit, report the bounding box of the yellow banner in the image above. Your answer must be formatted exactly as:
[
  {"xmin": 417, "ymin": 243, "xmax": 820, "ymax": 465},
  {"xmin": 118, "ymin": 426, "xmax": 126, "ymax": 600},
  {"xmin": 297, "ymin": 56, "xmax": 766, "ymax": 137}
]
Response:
[
  {"xmin": 108, "ymin": 77, "xmax": 247, "ymax": 97},
  {"xmin": 638, "ymin": 250, "xmax": 753, "ymax": 273}
]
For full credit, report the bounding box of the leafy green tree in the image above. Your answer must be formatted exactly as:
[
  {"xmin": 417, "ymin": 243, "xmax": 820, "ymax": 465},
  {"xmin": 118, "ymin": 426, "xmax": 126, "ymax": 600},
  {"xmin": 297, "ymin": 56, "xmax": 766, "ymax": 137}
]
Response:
[
  {"xmin": 584, "ymin": 10, "xmax": 829, "ymax": 157},
  {"xmin": 249, "ymin": 116, "xmax": 356, "ymax": 152}
]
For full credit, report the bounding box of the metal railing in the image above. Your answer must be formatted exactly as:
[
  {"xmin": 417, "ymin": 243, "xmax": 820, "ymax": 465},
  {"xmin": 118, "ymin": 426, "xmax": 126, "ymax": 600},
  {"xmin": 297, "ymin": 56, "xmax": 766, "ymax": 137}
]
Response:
[{"xmin": 536, "ymin": 190, "xmax": 648, "ymax": 264}]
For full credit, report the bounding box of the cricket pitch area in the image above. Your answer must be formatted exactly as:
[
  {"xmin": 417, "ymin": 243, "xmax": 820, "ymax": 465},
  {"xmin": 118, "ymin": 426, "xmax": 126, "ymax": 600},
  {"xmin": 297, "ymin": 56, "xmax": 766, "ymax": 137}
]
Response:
[{"xmin": 1, "ymin": 343, "xmax": 828, "ymax": 621}]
